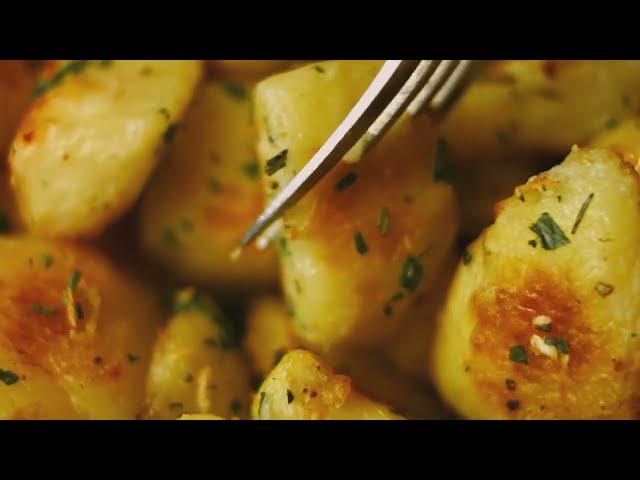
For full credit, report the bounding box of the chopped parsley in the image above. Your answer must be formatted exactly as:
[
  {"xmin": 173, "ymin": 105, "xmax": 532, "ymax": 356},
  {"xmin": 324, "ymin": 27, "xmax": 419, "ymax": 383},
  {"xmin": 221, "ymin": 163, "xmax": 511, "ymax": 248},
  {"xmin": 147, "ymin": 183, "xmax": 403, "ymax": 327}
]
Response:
[
  {"xmin": 353, "ymin": 231, "xmax": 368, "ymax": 255},
  {"xmin": 157, "ymin": 107, "xmax": 170, "ymax": 121},
  {"xmin": 506, "ymin": 399, "xmax": 520, "ymax": 410},
  {"xmin": 40, "ymin": 252, "xmax": 53, "ymax": 268},
  {"xmin": 604, "ymin": 117, "xmax": 619, "ymax": 130},
  {"xmin": 314, "ymin": 65, "xmax": 325, "ymax": 74},
  {"xmin": 126, "ymin": 353, "xmax": 140, "ymax": 363},
  {"xmin": 286, "ymin": 389, "xmax": 295, "ymax": 404},
  {"xmin": 29, "ymin": 304, "xmax": 58, "ymax": 316},
  {"xmin": 528, "ymin": 239, "xmax": 537, "ymax": 248},
  {"xmin": 462, "ymin": 249, "xmax": 472, "ymax": 265},
  {"xmin": 336, "ymin": 172, "xmax": 358, "ymax": 191},
  {"xmin": 544, "ymin": 337, "xmax": 569, "ymax": 355},
  {"xmin": 571, "ymin": 193, "xmax": 594, "ymax": 235},
  {"xmin": 162, "ymin": 228, "xmax": 180, "ymax": 247},
  {"xmin": 0, "ymin": 210, "xmax": 9, "ymax": 233},
  {"xmin": 505, "ymin": 379, "xmax": 517, "ymax": 391},
  {"xmin": 433, "ymin": 138, "xmax": 455, "ymax": 183},
  {"xmin": 242, "ymin": 162, "xmax": 260, "ymax": 181},
  {"xmin": 98, "ymin": 60, "xmax": 113, "ymax": 69},
  {"xmin": 509, "ymin": 345, "xmax": 528, "ymax": 364},
  {"xmin": 168, "ymin": 402, "xmax": 184, "ymax": 410},
  {"xmin": 529, "ymin": 212, "xmax": 570, "ymax": 250},
  {"xmin": 378, "ymin": 207, "xmax": 390, "ymax": 236},
  {"xmin": 383, "ymin": 291, "xmax": 405, "ymax": 316},
  {"xmin": 0, "ymin": 369, "xmax": 19, "ymax": 386},
  {"xmin": 68, "ymin": 270, "xmax": 81, "ymax": 291},
  {"xmin": 32, "ymin": 60, "xmax": 89, "ymax": 99},
  {"xmin": 264, "ymin": 149, "xmax": 288, "ymax": 176},
  {"xmin": 595, "ymin": 282, "xmax": 614, "ymax": 297},
  {"xmin": 400, "ymin": 256, "xmax": 423, "ymax": 292},
  {"xmin": 73, "ymin": 302, "xmax": 84, "ymax": 321},
  {"xmin": 222, "ymin": 82, "xmax": 247, "ymax": 101},
  {"xmin": 163, "ymin": 123, "xmax": 180, "ymax": 144}
]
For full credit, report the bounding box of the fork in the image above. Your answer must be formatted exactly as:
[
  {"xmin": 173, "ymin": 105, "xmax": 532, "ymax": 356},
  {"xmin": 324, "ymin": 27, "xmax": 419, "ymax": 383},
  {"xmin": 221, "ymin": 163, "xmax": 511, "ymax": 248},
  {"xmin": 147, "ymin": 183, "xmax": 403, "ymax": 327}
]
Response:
[{"xmin": 240, "ymin": 60, "xmax": 474, "ymax": 249}]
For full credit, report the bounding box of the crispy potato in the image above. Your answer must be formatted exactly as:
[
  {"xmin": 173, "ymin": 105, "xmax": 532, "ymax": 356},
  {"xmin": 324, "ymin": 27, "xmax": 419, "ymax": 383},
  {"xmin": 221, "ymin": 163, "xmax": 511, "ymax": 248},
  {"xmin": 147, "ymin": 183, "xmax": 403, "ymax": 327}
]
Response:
[
  {"xmin": 206, "ymin": 60, "xmax": 295, "ymax": 79},
  {"xmin": 442, "ymin": 60, "xmax": 640, "ymax": 164},
  {"xmin": 252, "ymin": 350, "xmax": 403, "ymax": 420},
  {"xmin": 0, "ymin": 235, "xmax": 162, "ymax": 419},
  {"xmin": 145, "ymin": 288, "xmax": 251, "ymax": 419},
  {"xmin": 9, "ymin": 60, "xmax": 202, "ymax": 238},
  {"xmin": 432, "ymin": 147, "xmax": 640, "ymax": 419},
  {"xmin": 255, "ymin": 60, "xmax": 458, "ymax": 350},
  {"xmin": 244, "ymin": 295, "xmax": 451, "ymax": 418},
  {"xmin": 139, "ymin": 81, "xmax": 278, "ymax": 290},
  {"xmin": 244, "ymin": 295, "xmax": 299, "ymax": 377}
]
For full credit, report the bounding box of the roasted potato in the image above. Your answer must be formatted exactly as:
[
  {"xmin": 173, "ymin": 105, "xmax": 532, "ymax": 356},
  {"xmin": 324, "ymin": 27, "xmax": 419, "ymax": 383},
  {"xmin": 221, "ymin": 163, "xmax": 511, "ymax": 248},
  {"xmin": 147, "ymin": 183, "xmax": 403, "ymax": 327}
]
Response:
[
  {"xmin": 139, "ymin": 81, "xmax": 278, "ymax": 290},
  {"xmin": 0, "ymin": 235, "xmax": 162, "ymax": 419},
  {"xmin": 145, "ymin": 288, "xmax": 251, "ymax": 419},
  {"xmin": 432, "ymin": 146, "xmax": 640, "ymax": 419},
  {"xmin": 206, "ymin": 60, "xmax": 295, "ymax": 79},
  {"xmin": 255, "ymin": 60, "xmax": 458, "ymax": 351},
  {"xmin": 9, "ymin": 60, "xmax": 202, "ymax": 238},
  {"xmin": 252, "ymin": 350, "xmax": 403, "ymax": 420}
]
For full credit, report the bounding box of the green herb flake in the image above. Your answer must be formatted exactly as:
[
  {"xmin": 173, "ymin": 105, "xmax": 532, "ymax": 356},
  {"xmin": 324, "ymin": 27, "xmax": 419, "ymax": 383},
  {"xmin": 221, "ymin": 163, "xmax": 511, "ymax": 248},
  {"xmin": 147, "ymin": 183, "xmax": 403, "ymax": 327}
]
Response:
[
  {"xmin": 383, "ymin": 291, "xmax": 405, "ymax": 316},
  {"xmin": 286, "ymin": 389, "xmax": 295, "ymax": 404},
  {"xmin": 74, "ymin": 302, "xmax": 84, "ymax": 321},
  {"xmin": 40, "ymin": 252, "xmax": 53, "ymax": 268},
  {"xmin": 544, "ymin": 337, "xmax": 569, "ymax": 355},
  {"xmin": 264, "ymin": 149, "xmax": 288, "ymax": 176},
  {"xmin": 162, "ymin": 228, "xmax": 179, "ymax": 247},
  {"xmin": 157, "ymin": 107, "xmax": 170, "ymax": 121},
  {"xmin": 126, "ymin": 353, "xmax": 140, "ymax": 363},
  {"xmin": 378, "ymin": 207, "xmax": 390, "ymax": 236},
  {"xmin": 336, "ymin": 172, "xmax": 358, "ymax": 192},
  {"xmin": 242, "ymin": 162, "xmax": 260, "ymax": 181},
  {"xmin": 506, "ymin": 399, "xmax": 520, "ymax": 410},
  {"xmin": 505, "ymin": 379, "xmax": 517, "ymax": 391},
  {"xmin": 206, "ymin": 178, "xmax": 222, "ymax": 194},
  {"xmin": 163, "ymin": 123, "xmax": 180, "ymax": 144},
  {"xmin": 536, "ymin": 323, "xmax": 552, "ymax": 333},
  {"xmin": 0, "ymin": 210, "xmax": 9, "ymax": 233},
  {"xmin": 571, "ymin": 193, "xmax": 594, "ymax": 235},
  {"xmin": 68, "ymin": 270, "xmax": 81, "ymax": 291},
  {"xmin": 462, "ymin": 249, "xmax": 472, "ymax": 265},
  {"xmin": 29, "ymin": 304, "xmax": 58, "ymax": 316},
  {"xmin": 0, "ymin": 369, "xmax": 19, "ymax": 386},
  {"xmin": 31, "ymin": 60, "xmax": 89, "ymax": 99},
  {"xmin": 433, "ymin": 138, "xmax": 456, "ymax": 183},
  {"xmin": 98, "ymin": 60, "xmax": 113, "ymax": 69},
  {"xmin": 509, "ymin": 345, "xmax": 528, "ymax": 364},
  {"xmin": 604, "ymin": 117, "xmax": 619, "ymax": 130},
  {"xmin": 528, "ymin": 239, "xmax": 537, "ymax": 248},
  {"xmin": 230, "ymin": 398, "xmax": 242, "ymax": 414},
  {"xmin": 222, "ymin": 82, "xmax": 247, "ymax": 101},
  {"xmin": 400, "ymin": 256, "xmax": 423, "ymax": 292},
  {"xmin": 353, "ymin": 231, "xmax": 368, "ymax": 255},
  {"xmin": 529, "ymin": 212, "xmax": 570, "ymax": 250},
  {"xmin": 168, "ymin": 402, "xmax": 184, "ymax": 410},
  {"xmin": 314, "ymin": 65, "xmax": 325, "ymax": 74}
]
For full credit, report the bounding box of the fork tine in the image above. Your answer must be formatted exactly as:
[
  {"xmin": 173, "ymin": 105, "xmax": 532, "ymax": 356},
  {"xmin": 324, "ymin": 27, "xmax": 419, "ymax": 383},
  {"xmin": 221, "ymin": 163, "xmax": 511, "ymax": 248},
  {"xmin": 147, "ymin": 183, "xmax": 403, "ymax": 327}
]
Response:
[
  {"xmin": 428, "ymin": 60, "xmax": 473, "ymax": 111},
  {"xmin": 406, "ymin": 60, "xmax": 459, "ymax": 116}
]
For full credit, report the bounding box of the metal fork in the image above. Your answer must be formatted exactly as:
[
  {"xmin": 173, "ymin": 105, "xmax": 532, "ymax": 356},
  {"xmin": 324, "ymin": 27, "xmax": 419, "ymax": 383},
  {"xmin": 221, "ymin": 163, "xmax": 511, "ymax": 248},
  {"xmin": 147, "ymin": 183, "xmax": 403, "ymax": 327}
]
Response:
[{"xmin": 240, "ymin": 60, "xmax": 473, "ymax": 249}]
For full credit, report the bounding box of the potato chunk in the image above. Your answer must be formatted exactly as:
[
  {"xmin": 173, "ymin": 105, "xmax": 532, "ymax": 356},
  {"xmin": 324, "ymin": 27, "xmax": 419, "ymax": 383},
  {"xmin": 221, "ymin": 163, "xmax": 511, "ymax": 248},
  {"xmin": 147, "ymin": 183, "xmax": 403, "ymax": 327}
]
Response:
[
  {"xmin": 432, "ymin": 147, "xmax": 640, "ymax": 419},
  {"xmin": 206, "ymin": 60, "xmax": 295, "ymax": 79},
  {"xmin": 9, "ymin": 60, "xmax": 202, "ymax": 238},
  {"xmin": 252, "ymin": 350, "xmax": 403, "ymax": 420},
  {"xmin": 0, "ymin": 235, "xmax": 162, "ymax": 419},
  {"xmin": 145, "ymin": 288, "xmax": 251, "ymax": 419},
  {"xmin": 255, "ymin": 60, "xmax": 458, "ymax": 350},
  {"xmin": 139, "ymin": 81, "xmax": 277, "ymax": 290}
]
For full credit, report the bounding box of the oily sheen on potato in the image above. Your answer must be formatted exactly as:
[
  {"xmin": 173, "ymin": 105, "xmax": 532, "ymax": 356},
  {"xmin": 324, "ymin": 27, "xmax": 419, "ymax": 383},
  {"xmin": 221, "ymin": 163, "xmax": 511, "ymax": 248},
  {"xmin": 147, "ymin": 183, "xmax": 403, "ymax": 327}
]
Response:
[
  {"xmin": 139, "ymin": 81, "xmax": 278, "ymax": 291},
  {"xmin": 432, "ymin": 146, "xmax": 640, "ymax": 419},
  {"xmin": 0, "ymin": 235, "xmax": 162, "ymax": 419},
  {"xmin": 252, "ymin": 350, "xmax": 403, "ymax": 420},
  {"xmin": 9, "ymin": 60, "xmax": 202, "ymax": 238},
  {"xmin": 254, "ymin": 60, "xmax": 458, "ymax": 351}
]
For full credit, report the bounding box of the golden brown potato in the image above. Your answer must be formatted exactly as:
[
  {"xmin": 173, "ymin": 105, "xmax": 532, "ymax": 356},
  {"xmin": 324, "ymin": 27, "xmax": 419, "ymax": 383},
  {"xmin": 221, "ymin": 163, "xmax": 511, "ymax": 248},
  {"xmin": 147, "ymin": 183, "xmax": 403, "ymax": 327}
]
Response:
[
  {"xmin": 244, "ymin": 295, "xmax": 450, "ymax": 418},
  {"xmin": 252, "ymin": 350, "xmax": 403, "ymax": 420},
  {"xmin": 139, "ymin": 81, "xmax": 278, "ymax": 291},
  {"xmin": 255, "ymin": 60, "xmax": 458, "ymax": 351},
  {"xmin": 145, "ymin": 288, "xmax": 251, "ymax": 419},
  {"xmin": 442, "ymin": 60, "xmax": 640, "ymax": 164},
  {"xmin": 0, "ymin": 235, "xmax": 162, "ymax": 419},
  {"xmin": 206, "ymin": 60, "xmax": 295, "ymax": 79},
  {"xmin": 9, "ymin": 60, "xmax": 202, "ymax": 239},
  {"xmin": 432, "ymin": 146, "xmax": 640, "ymax": 419}
]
